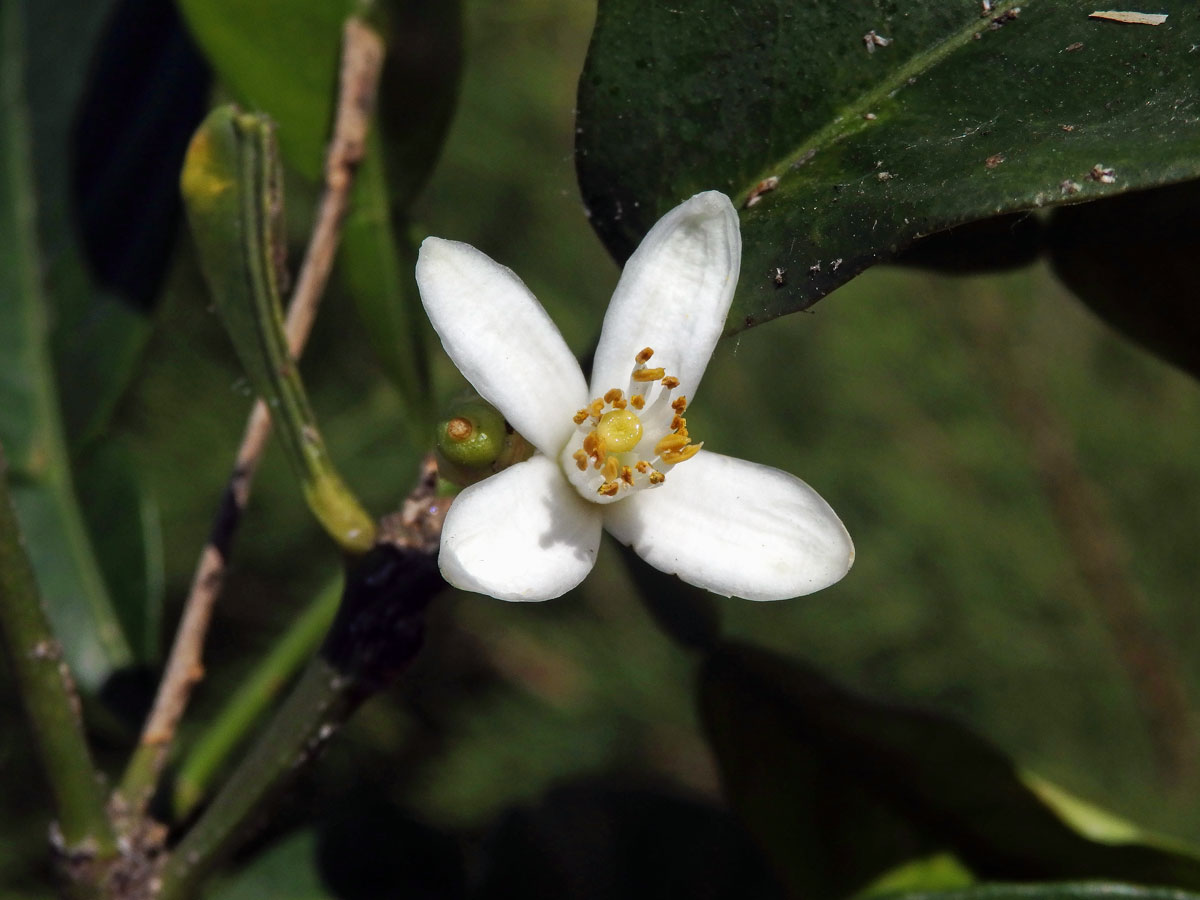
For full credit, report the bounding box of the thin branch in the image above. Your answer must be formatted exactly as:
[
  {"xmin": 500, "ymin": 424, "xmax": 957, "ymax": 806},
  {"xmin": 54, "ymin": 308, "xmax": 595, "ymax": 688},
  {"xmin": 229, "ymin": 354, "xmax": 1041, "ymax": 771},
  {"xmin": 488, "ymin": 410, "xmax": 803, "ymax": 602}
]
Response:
[
  {"xmin": 157, "ymin": 459, "xmax": 447, "ymax": 900},
  {"xmin": 0, "ymin": 443, "xmax": 116, "ymax": 859},
  {"xmin": 116, "ymin": 17, "xmax": 386, "ymax": 818}
]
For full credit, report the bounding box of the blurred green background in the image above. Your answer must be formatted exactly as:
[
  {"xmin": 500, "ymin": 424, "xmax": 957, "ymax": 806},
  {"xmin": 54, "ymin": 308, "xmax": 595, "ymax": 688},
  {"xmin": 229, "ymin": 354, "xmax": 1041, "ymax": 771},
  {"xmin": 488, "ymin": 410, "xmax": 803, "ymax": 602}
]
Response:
[{"xmin": 3, "ymin": 0, "xmax": 1199, "ymax": 895}]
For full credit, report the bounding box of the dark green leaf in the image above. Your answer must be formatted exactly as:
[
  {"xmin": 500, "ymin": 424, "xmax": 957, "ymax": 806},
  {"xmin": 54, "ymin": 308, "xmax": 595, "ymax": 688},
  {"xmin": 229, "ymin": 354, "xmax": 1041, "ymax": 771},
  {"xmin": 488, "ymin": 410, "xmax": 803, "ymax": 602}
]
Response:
[
  {"xmin": 1046, "ymin": 180, "xmax": 1200, "ymax": 381},
  {"xmin": 23, "ymin": 0, "xmax": 198, "ymax": 450},
  {"xmin": 2, "ymin": 0, "xmax": 134, "ymax": 688},
  {"xmin": 700, "ymin": 642, "xmax": 1200, "ymax": 899},
  {"xmin": 577, "ymin": 1, "xmax": 1200, "ymax": 331}
]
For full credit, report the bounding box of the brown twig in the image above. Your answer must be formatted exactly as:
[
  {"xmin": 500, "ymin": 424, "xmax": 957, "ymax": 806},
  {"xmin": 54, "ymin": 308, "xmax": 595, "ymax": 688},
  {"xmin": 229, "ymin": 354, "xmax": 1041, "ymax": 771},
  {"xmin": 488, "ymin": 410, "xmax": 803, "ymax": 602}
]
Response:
[{"xmin": 116, "ymin": 18, "xmax": 386, "ymax": 818}]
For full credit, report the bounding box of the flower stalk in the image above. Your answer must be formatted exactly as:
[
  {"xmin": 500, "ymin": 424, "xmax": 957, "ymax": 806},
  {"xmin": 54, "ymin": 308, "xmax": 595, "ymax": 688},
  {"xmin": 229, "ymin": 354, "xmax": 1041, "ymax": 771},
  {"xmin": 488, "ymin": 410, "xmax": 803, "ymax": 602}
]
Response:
[{"xmin": 0, "ymin": 444, "xmax": 116, "ymax": 860}]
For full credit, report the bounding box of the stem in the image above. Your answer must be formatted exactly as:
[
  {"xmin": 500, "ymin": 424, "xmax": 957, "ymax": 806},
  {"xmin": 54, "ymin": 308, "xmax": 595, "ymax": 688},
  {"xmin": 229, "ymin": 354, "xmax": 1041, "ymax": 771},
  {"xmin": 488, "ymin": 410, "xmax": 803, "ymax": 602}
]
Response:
[
  {"xmin": 0, "ymin": 444, "xmax": 116, "ymax": 856},
  {"xmin": 158, "ymin": 543, "xmax": 443, "ymax": 900},
  {"xmin": 171, "ymin": 577, "xmax": 341, "ymax": 820},
  {"xmin": 158, "ymin": 655, "xmax": 359, "ymax": 900},
  {"xmin": 117, "ymin": 16, "xmax": 386, "ymax": 819}
]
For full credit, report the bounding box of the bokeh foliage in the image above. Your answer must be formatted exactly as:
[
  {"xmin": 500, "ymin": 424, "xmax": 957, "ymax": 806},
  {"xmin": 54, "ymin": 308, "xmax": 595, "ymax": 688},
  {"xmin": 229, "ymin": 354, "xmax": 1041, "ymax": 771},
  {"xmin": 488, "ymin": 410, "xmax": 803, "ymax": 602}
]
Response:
[{"xmin": 1, "ymin": 0, "xmax": 1199, "ymax": 897}]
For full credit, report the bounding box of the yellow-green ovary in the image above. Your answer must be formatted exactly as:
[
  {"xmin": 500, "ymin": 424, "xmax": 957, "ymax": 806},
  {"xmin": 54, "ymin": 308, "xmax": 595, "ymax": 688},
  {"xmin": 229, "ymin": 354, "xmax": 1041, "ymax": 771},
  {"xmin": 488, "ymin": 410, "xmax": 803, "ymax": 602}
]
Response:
[{"xmin": 596, "ymin": 408, "xmax": 643, "ymax": 453}]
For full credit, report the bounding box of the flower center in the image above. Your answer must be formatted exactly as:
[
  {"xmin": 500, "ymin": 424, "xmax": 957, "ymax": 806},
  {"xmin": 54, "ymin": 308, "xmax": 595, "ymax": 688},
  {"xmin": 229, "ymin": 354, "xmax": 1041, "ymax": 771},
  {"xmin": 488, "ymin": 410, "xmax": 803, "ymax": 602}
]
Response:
[
  {"xmin": 561, "ymin": 347, "xmax": 702, "ymax": 503},
  {"xmin": 595, "ymin": 408, "xmax": 643, "ymax": 453}
]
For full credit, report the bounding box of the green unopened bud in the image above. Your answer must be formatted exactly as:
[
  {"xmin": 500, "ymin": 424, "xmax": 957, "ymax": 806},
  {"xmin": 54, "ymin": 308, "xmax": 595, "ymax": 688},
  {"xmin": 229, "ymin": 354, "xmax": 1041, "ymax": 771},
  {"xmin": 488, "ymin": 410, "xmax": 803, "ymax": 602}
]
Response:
[{"xmin": 436, "ymin": 395, "xmax": 533, "ymax": 487}]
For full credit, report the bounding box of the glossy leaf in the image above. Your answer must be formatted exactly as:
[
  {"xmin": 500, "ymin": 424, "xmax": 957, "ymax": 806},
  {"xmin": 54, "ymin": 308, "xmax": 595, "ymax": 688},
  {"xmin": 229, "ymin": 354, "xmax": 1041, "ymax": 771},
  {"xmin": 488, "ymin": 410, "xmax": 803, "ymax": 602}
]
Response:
[
  {"xmin": 577, "ymin": 0, "xmax": 1200, "ymax": 332},
  {"xmin": 700, "ymin": 641, "xmax": 1200, "ymax": 899},
  {"xmin": 1, "ymin": 0, "xmax": 134, "ymax": 688}
]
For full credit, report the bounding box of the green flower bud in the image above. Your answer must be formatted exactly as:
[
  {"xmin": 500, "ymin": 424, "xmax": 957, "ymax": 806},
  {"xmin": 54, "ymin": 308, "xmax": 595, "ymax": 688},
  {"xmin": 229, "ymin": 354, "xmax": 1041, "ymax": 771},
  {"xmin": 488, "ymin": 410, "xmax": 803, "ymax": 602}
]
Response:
[{"xmin": 435, "ymin": 395, "xmax": 533, "ymax": 487}]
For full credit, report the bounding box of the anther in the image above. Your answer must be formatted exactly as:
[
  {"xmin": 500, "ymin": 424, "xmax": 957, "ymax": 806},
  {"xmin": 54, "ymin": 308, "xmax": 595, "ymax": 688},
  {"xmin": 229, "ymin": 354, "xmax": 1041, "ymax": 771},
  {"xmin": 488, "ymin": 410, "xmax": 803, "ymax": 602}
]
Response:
[
  {"xmin": 621, "ymin": 466, "xmax": 634, "ymax": 485},
  {"xmin": 636, "ymin": 347, "xmax": 654, "ymax": 364},
  {"xmin": 654, "ymin": 434, "xmax": 690, "ymax": 456},
  {"xmin": 603, "ymin": 456, "xmax": 620, "ymax": 482},
  {"xmin": 573, "ymin": 449, "xmax": 589, "ymax": 471},
  {"xmin": 671, "ymin": 396, "xmax": 687, "ymax": 413},
  {"xmin": 635, "ymin": 461, "xmax": 651, "ymax": 473},
  {"xmin": 573, "ymin": 409, "xmax": 590, "ymax": 425},
  {"xmin": 589, "ymin": 399, "xmax": 605, "ymax": 418},
  {"xmin": 633, "ymin": 367, "xmax": 666, "ymax": 382},
  {"xmin": 661, "ymin": 376, "xmax": 680, "ymax": 389},
  {"xmin": 648, "ymin": 471, "xmax": 666, "ymax": 485},
  {"xmin": 661, "ymin": 442, "xmax": 702, "ymax": 464},
  {"xmin": 604, "ymin": 388, "xmax": 624, "ymax": 404},
  {"xmin": 598, "ymin": 481, "xmax": 620, "ymax": 496},
  {"xmin": 630, "ymin": 395, "xmax": 645, "ymax": 410}
]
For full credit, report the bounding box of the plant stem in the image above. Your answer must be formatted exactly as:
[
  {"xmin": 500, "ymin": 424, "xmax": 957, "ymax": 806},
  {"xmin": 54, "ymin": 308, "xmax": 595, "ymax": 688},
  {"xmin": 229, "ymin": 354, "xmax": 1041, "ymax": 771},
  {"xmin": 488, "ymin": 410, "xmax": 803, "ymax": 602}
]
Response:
[
  {"xmin": 171, "ymin": 577, "xmax": 341, "ymax": 820},
  {"xmin": 157, "ymin": 543, "xmax": 443, "ymax": 900},
  {"xmin": 0, "ymin": 444, "xmax": 116, "ymax": 857},
  {"xmin": 116, "ymin": 16, "xmax": 386, "ymax": 819},
  {"xmin": 157, "ymin": 655, "xmax": 358, "ymax": 900}
]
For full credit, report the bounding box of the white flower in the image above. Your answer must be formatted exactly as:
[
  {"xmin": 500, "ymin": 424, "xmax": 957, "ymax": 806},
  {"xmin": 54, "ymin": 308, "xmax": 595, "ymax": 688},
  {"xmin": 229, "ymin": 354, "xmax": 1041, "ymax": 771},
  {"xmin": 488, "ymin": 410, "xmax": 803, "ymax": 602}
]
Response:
[{"xmin": 416, "ymin": 191, "xmax": 854, "ymax": 602}]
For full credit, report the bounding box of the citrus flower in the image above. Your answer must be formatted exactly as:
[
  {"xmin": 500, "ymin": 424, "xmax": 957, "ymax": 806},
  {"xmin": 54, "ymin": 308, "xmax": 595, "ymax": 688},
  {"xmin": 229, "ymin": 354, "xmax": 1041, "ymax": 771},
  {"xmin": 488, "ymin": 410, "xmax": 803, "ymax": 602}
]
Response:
[{"xmin": 416, "ymin": 191, "xmax": 853, "ymax": 601}]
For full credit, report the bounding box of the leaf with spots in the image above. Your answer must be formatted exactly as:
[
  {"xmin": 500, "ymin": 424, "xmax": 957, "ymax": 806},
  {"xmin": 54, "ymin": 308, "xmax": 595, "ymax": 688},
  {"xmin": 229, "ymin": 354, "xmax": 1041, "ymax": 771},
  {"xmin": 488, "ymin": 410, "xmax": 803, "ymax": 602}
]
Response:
[{"xmin": 576, "ymin": 0, "xmax": 1200, "ymax": 332}]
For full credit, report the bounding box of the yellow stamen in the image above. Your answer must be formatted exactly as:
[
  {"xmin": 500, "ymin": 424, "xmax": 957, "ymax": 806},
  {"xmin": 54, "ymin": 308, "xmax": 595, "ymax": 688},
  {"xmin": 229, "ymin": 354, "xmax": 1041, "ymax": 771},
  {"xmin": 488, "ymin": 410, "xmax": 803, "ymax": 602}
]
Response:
[
  {"xmin": 636, "ymin": 347, "xmax": 654, "ymax": 364},
  {"xmin": 573, "ymin": 449, "xmax": 589, "ymax": 471},
  {"xmin": 583, "ymin": 431, "xmax": 603, "ymax": 463},
  {"xmin": 603, "ymin": 456, "xmax": 620, "ymax": 482},
  {"xmin": 604, "ymin": 388, "xmax": 624, "ymax": 404},
  {"xmin": 589, "ymin": 398, "xmax": 605, "ymax": 419},
  {"xmin": 573, "ymin": 409, "xmax": 590, "ymax": 425},
  {"xmin": 671, "ymin": 396, "xmax": 687, "ymax": 413},
  {"xmin": 632, "ymin": 367, "xmax": 666, "ymax": 382},
  {"xmin": 630, "ymin": 394, "xmax": 645, "ymax": 410},
  {"xmin": 598, "ymin": 481, "xmax": 620, "ymax": 496},
  {"xmin": 648, "ymin": 471, "xmax": 665, "ymax": 485},
  {"xmin": 654, "ymin": 433, "xmax": 690, "ymax": 456},
  {"xmin": 661, "ymin": 375, "xmax": 680, "ymax": 389},
  {"xmin": 661, "ymin": 442, "xmax": 702, "ymax": 464},
  {"xmin": 621, "ymin": 466, "xmax": 634, "ymax": 485}
]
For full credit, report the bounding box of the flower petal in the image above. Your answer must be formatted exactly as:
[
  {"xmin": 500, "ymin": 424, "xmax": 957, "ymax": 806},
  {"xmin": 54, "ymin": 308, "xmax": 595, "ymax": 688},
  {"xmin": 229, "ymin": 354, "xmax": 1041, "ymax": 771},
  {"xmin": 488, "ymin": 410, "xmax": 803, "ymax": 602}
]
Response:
[
  {"xmin": 439, "ymin": 455, "xmax": 603, "ymax": 601},
  {"xmin": 603, "ymin": 451, "xmax": 853, "ymax": 601},
  {"xmin": 589, "ymin": 191, "xmax": 740, "ymax": 401},
  {"xmin": 417, "ymin": 238, "xmax": 588, "ymax": 456}
]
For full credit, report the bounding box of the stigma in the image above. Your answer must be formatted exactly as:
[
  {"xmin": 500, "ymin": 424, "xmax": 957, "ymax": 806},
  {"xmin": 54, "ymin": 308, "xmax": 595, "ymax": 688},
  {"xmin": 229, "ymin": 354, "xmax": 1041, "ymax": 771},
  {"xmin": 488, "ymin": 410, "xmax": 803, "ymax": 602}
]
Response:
[{"xmin": 561, "ymin": 348, "xmax": 702, "ymax": 503}]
